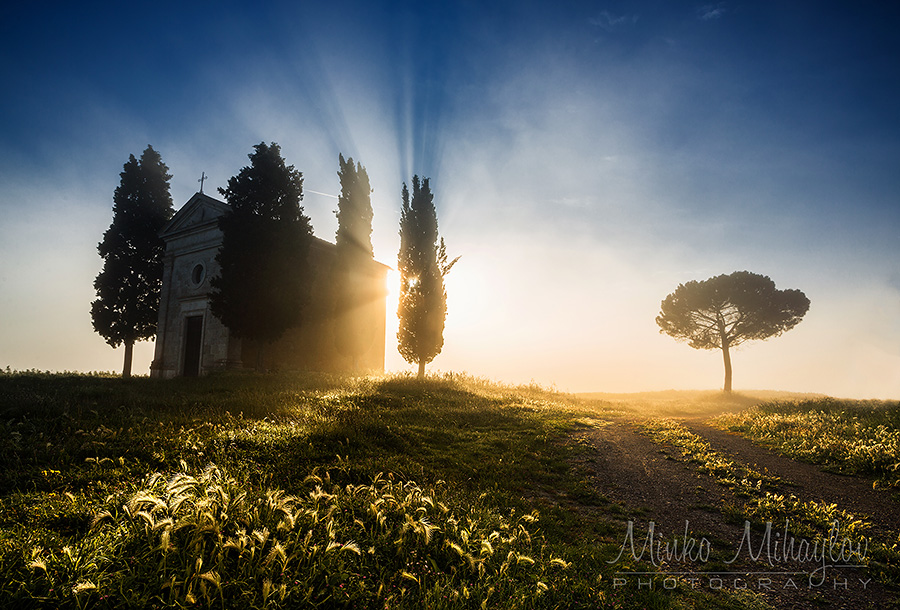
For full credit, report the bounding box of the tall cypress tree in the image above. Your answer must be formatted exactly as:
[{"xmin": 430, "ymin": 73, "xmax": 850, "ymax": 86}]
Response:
[
  {"xmin": 397, "ymin": 176, "xmax": 458, "ymax": 379},
  {"xmin": 335, "ymin": 153, "xmax": 373, "ymax": 258},
  {"xmin": 332, "ymin": 154, "xmax": 375, "ymax": 369},
  {"xmin": 209, "ymin": 142, "xmax": 314, "ymax": 369},
  {"xmin": 92, "ymin": 145, "xmax": 174, "ymax": 378}
]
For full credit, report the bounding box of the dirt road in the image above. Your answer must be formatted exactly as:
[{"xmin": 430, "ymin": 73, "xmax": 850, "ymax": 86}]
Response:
[{"xmin": 575, "ymin": 417, "xmax": 900, "ymax": 610}]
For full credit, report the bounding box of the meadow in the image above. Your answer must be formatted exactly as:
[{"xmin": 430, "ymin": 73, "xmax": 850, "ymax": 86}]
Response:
[
  {"xmin": 1, "ymin": 371, "xmax": 897, "ymax": 609},
  {"xmin": 0, "ymin": 371, "xmax": 653, "ymax": 609}
]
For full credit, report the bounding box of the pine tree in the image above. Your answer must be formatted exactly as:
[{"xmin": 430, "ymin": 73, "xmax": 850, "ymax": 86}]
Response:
[
  {"xmin": 332, "ymin": 154, "xmax": 375, "ymax": 369},
  {"xmin": 397, "ymin": 176, "xmax": 458, "ymax": 379},
  {"xmin": 209, "ymin": 142, "xmax": 314, "ymax": 369},
  {"xmin": 91, "ymin": 145, "xmax": 174, "ymax": 378},
  {"xmin": 657, "ymin": 271, "xmax": 810, "ymax": 392}
]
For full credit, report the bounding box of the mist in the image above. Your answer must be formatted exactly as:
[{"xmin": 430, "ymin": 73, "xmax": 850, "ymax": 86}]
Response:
[{"xmin": 1, "ymin": 1, "xmax": 898, "ymax": 398}]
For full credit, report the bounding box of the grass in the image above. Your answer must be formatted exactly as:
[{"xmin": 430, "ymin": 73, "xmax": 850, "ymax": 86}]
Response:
[
  {"xmin": 710, "ymin": 398, "xmax": 900, "ymax": 588},
  {"xmin": 637, "ymin": 419, "xmax": 780, "ymax": 493},
  {"xmin": 713, "ymin": 398, "xmax": 900, "ymax": 489},
  {"xmin": 0, "ymin": 370, "xmax": 759, "ymax": 609},
  {"xmin": 575, "ymin": 390, "xmax": 822, "ymax": 419},
  {"xmin": 10, "ymin": 372, "xmax": 879, "ymax": 608},
  {"xmin": 29, "ymin": 466, "xmax": 561, "ymax": 608},
  {"xmin": 635, "ymin": 416, "xmax": 899, "ymax": 587}
]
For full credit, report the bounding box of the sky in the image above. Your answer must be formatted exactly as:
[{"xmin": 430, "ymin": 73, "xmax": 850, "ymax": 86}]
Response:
[{"xmin": 1, "ymin": 1, "xmax": 898, "ymax": 398}]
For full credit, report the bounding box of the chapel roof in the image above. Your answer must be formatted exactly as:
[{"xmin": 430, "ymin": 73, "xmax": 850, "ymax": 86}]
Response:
[
  {"xmin": 160, "ymin": 192, "xmax": 230, "ymax": 239},
  {"xmin": 160, "ymin": 192, "xmax": 390, "ymax": 271}
]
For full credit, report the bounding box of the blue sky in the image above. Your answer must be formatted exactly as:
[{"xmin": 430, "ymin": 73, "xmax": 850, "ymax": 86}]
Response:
[{"xmin": 1, "ymin": 1, "xmax": 898, "ymax": 397}]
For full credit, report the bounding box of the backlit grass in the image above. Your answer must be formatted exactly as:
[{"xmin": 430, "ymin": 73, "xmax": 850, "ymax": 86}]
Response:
[
  {"xmin": 0, "ymin": 370, "xmax": 780, "ymax": 609},
  {"xmin": 713, "ymin": 398, "xmax": 900, "ymax": 488},
  {"xmin": 637, "ymin": 419, "xmax": 780, "ymax": 493},
  {"xmin": 637, "ymin": 417, "xmax": 900, "ymax": 586},
  {"xmin": 24, "ymin": 465, "xmax": 566, "ymax": 608}
]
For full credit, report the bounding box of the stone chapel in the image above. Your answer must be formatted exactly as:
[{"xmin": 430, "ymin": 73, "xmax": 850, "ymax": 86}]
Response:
[{"xmin": 150, "ymin": 192, "xmax": 388, "ymax": 378}]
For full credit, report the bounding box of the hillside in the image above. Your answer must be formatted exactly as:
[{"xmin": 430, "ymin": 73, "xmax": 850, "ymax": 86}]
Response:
[
  {"xmin": 575, "ymin": 389, "xmax": 826, "ymax": 417},
  {"xmin": 0, "ymin": 372, "xmax": 897, "ymax": 608}
]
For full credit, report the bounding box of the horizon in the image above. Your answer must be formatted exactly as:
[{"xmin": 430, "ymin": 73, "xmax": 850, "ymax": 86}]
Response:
[{"xmin": 1, "ymin": 1, "xmax": 899, "ymax": 400}]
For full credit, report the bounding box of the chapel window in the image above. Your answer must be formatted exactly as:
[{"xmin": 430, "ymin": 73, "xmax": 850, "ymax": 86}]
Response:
[{"xmin": 191, "ymin": 263, "xmax": 205, "ymax": 286}]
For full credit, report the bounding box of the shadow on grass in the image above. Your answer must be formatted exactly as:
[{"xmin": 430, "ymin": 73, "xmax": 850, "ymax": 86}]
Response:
[
  {"xmin": 1, "ymin": 372, "xmax": 769, "ymax": 609},
  {"xmin": 0, "ymin": 372, "xmax": 587, "ymax": 514}
]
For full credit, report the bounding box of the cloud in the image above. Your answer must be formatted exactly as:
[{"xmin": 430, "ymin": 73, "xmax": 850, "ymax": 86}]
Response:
[
  {"xmin": 697, "ymin": 3, "xmax": 727, "ymax": 21},
  {"xmin": 590, "ymin": 11, "xmax": 639, "ymax": 33}
]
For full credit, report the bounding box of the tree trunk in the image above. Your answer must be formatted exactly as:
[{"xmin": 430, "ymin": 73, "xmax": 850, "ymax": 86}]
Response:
[
  {"xmin": 417, "ymin": 360, "xmax": 426, "ymax": 380},
  {"xmin": 122, "ymin": 341, "xmax": 134, "ymax": 379},
  {"xmin": 721, "ymin": 341, "xmax": 733, "ymax": 393}
]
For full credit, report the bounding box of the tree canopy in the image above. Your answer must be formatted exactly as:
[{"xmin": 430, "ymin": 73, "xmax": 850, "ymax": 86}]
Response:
[
  {"xmin": 91, "ymin": 145, "xmax": 174, "ymax": 378},
  {"xmin": 656, "ymin": 271, "xmax": 810, "ymax": 392},
  {"xmin": 209, "ymin": 142, "xmax": 314, "ymax": 366},
  {"xmin": 397, "ymin": 176, "xmax": 458, "ymax": 379}
]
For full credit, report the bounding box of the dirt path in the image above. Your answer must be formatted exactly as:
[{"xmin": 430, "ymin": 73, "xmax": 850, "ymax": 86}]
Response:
[
  {"xmin": 681, "ymin": 421, "xmax": 900, "ymax": 536},
  {"xmin": 574, "ymin": 417, "xmax": 899, "ymax": 610},
  {"xmin": 575, "ymin": 421, "xmax": 746, "ymax": 545}
]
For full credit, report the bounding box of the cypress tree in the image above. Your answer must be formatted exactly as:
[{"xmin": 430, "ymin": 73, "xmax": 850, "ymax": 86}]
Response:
[
  {"xmin": 332, "ymin": 154, "xmax": 375, "ymax": 369},
  {"xmin": 209, "ymin": 142, "xmax": 314, "ymax": 369},
  {"xmin": 91, "ymin": 145, "xmax": 174, "ymax": 378},
  {"xmin": 335, "ymin": 153, "xmax": 373, "ymax": 258},
  {"xmin": 397, "ymin": 176, "xmax": 458, "ymax": 379}
]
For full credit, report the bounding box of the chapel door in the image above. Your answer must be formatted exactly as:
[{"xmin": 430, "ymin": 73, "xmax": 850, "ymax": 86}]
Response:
[{"xmin": 182, "ymin": 315, "xmax": 203, "ymax": 377}]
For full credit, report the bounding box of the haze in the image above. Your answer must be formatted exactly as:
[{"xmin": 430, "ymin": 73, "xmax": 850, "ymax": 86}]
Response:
[{"xmin": 1, "ymin": 2, "xmax": 898, "ymax": 398}]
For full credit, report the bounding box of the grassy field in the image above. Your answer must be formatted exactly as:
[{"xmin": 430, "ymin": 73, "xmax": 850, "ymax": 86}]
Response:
[
  {"xmin": 575, "ymin": 390, "xmax": 824, "ymax": 418},
  {"xmin": 1, "ymin": 371, "xmax": 896, "ymax": 609},
  {"xmin": 0, "ymin": 371, "xmax": 682, "ymax": 610}
]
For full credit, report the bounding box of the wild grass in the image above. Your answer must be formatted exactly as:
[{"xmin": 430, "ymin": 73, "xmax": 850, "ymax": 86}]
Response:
[
  {"xmin": 636, "ymin": 417, "xmax": 900, "ymax": 586},
  {"xmin": 576, "ymin": 390, "xmax": 820, "ymax": 418},
  {"xmin": 637, "ymin": 419, "xmax": 780, "ymax": 493},
  {"xmin": 21, "ymin": 464, "xmax": 565, "ymax": 608},
  {"xmin": 713, "ymin": 398, "xmax": 900, "ymax": 488},
  {"xmin": 1, "ymin": 370, "xmax": 744, "ymax": 609}
]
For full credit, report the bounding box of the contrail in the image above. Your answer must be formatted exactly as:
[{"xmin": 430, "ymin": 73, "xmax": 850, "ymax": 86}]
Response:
[{"xmin": 306, "ymin": 189, "xmax": 338, "ymax": 199}]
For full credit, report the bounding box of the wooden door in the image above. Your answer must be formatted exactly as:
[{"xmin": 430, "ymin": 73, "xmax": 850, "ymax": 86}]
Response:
[{"xmin": 182, "ymin": 315, "xmax": 203, "ymax": 377}]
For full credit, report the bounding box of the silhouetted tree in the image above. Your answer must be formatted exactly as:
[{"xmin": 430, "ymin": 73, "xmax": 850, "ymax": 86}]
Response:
[
  {"xmin": 656, "ymin": 271, "xmax": 810, "ymax": 392},
  {"xmin": 332, "ymin": 154, "xmax": 375, "ymax": 369},
  {"xmin": 335, "ymin": 153, "xmax": 374, "ymax": 259},
  {"xmin": 209, "ymin": 142, "xmax": 314, "ymax": 369},
  {"xmin": 92, "ymin": 146, "xmax": 174, "ymax": 378},
  {"xmin": 397, "ymin": 176, "xmax": 458, "ymax": 379}
]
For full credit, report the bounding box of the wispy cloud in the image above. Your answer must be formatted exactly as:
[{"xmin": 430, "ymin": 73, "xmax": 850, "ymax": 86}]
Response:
[
  {"xmin": 697, "ymin": 3, "xmax": 727, "ymax": 21},
  {"xmin": 590, "ymin": 11, "xmax": 639, "ymax": 33}
]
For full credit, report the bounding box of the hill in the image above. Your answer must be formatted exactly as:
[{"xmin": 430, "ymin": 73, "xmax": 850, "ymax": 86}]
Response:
[
  {"xmin": 0, "ymin": 371, "xmax": 896, "ymax": 608},
  {"xmin": 575, "ymin": 389, "xmax": 825, "ymax": 417},
  {"xmin": 0, "ymin": 372, "xmax": 642, "ymax": 609}
]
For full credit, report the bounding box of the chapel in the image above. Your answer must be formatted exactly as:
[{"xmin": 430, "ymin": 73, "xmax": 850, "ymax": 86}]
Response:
[{"xmin": 150, "ymin": 192, "xmax": 388, "ymax": 378}]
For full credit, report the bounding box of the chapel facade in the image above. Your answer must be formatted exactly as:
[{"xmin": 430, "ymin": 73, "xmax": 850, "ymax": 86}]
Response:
[{"xmin": 150, "ymin": 192, "xmax": 388, "ymax": 378}]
